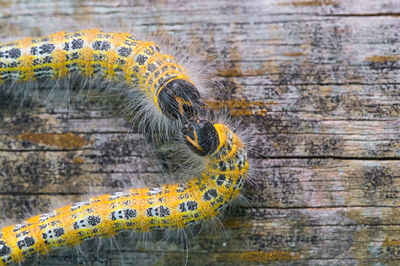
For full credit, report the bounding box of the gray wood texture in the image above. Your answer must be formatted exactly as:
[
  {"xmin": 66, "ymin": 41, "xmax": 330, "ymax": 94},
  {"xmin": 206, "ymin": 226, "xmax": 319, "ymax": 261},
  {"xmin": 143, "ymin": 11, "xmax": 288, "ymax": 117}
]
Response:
[{"xmin": 1, "ymin": 0, "xmax": 400, "ymax": 265}]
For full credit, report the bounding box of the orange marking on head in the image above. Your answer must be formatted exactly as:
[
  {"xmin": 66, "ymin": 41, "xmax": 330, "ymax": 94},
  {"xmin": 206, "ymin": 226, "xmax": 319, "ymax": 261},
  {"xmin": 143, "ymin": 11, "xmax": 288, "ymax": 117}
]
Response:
[
  {"xmin": 185, "ymin": 129, "xmax": 204, "ymax": 153},
  {"xmin": 153, "ymin": 75, "xmax": 194, "ymax": 110},
  {"xmin": 175, "ymin": 96, "xmax": 194, "ymax": 115}
]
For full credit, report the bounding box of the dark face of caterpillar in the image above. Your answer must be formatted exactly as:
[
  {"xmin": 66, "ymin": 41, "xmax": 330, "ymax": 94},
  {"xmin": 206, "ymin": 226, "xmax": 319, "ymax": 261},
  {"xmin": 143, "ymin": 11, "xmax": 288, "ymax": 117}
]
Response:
[
  {"xmin": 157, "ymin": 79, "xmax": 204, "ymax": 120},
  {"xmin": 182, "ymin": 120, "xmax": 219, "ymax": 156}
]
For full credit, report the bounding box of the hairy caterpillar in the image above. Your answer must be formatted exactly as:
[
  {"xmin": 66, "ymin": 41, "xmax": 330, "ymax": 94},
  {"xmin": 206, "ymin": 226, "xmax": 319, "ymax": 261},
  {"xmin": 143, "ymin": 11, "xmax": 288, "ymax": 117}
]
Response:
[
  {"xmin": 0, "ymin": 29, "xmax": 204, "ymax": 127},
  {"xmin": 0, "ymin": 121, "xmax": 248, "ymax": 265},
  {"xmin": 0, "ymin": 30, "xmax": 250, "ymax": 265}
]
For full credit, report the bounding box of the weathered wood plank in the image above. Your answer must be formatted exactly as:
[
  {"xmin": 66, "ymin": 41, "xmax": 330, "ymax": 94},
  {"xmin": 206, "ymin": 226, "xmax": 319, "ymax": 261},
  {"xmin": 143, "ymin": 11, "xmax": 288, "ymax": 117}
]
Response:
[{"xmin": 0, "ymin": 0, "xmax": 400, "ymax": 265}]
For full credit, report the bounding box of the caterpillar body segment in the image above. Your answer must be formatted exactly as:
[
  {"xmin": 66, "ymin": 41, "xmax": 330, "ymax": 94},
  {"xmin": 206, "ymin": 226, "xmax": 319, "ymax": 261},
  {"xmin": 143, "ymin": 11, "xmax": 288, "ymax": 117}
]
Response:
[
  {"xmin": 0, "ymin": 123, "xmax": 248, "ymax": 265},
  {"xmin": 0, "ymin": 29, "xmax": 203, "ymax": 121}
]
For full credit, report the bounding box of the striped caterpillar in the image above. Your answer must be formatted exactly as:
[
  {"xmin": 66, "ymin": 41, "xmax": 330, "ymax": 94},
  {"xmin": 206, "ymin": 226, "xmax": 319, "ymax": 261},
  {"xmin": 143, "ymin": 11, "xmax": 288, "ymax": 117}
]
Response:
[{"xmin": 0, "ymin": 30, "xmax": 250, "ymax": 265}]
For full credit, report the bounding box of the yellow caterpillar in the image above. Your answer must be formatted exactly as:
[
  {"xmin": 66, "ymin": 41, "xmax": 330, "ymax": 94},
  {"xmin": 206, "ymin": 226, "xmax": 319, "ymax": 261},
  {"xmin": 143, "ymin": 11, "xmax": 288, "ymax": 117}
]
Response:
[
  {"xmin": 0, "ymin": 30, "xmax": 250, "ymax": 265},
  {"xmin": 0, "ymin": 121, "xmax": 248, "ymax": 265},
  {"xmin": 0, "ymin": 29, "xmax": 203, "ymax": 121}
]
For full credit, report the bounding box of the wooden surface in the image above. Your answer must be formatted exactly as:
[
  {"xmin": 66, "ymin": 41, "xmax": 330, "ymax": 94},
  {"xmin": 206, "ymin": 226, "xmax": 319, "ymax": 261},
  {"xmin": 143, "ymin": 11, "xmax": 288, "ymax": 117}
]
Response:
[{"xmin": 1, "ymin": 0, "xmax": 400, "ymax": 265}]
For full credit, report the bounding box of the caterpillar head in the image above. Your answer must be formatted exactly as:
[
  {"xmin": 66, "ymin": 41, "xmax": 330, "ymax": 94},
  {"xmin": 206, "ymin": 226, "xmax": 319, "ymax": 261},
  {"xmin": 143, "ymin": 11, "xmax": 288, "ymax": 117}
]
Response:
[
  {"xmin": 182, "ymin": 120, "xmax": 219, "ymax": 156},
  {"xmin": 157, "ymin": 79, "xmax": 205, "ymax": 120}
]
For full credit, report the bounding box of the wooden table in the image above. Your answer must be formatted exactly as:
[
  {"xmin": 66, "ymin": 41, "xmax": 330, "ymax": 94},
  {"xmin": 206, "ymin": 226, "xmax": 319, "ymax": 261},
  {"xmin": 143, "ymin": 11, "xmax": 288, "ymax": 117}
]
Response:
[{"xmin": 0, "ymin": 0, "xmax": 399, "ymax": 265}]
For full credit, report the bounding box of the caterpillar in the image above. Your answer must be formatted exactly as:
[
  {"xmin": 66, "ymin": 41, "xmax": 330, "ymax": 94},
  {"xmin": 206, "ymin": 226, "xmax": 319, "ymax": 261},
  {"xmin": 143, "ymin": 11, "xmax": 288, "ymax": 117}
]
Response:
[
  {"xmin": 0, "ymin": 29, "xmax": 204, "ymax": 125},
  {"xmin": 0, "ymin": 121, "xmax": 248, "ymax": 265},
  {"xmin": 0, "ymin": 30, "xmax": 250, "ymax": 265}
]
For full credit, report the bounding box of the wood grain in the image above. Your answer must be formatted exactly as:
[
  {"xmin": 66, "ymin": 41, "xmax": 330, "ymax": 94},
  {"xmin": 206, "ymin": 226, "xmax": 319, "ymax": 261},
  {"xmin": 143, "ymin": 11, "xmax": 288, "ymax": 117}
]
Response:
[{"xmin": 0, "ymin": 0, "xmax": 400, "ymax": 265}]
